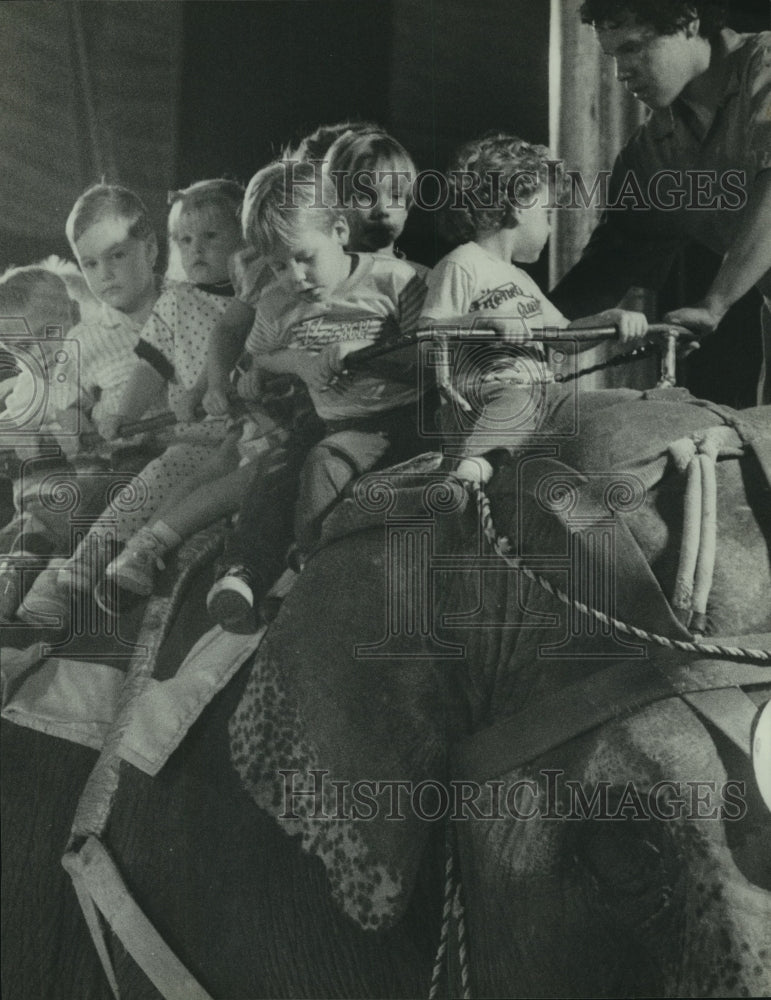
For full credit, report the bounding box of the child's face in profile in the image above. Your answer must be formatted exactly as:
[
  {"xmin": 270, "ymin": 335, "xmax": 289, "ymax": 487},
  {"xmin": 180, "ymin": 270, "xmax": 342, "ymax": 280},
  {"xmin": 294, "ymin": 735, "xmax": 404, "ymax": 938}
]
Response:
[
  {"xmin": 268, "ymin": 218, "xmax": 351, "ymax": 304},
  {"xmin": 346, "ymin": 166, "xmax": 411, "ymax": 253},
  {"xmin": 511, "ymin": 183, "xmax": 553, "ymax": 264},
  {"xmin": 175, "ymin": 206, "xmax": 242, "ymax": 286},
  {"xmin": 75, "ymin": 215, "xmax": 157, "ymax": 316}
]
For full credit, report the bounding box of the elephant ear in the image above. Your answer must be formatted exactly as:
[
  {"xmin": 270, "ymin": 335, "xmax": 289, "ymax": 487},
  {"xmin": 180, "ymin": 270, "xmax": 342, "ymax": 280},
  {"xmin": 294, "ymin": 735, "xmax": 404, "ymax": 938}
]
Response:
[{"xmin": 229, "ymin": 473, "xmax": 470, "ymax": 930}]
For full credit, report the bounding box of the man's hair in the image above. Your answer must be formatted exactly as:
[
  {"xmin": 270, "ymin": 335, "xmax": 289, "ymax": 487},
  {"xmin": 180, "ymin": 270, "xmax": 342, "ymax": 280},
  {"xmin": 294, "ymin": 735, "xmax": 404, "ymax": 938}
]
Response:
[
  {"xmin": 241, "ymin": 160, "xmax": 342, "ymax": 255},
  {"xmin": 167, "ymin": 178, "xmax": 245, "ymax": 240},
  {"xmin": 66, "ymin": 183, "xmax": 155, "ymax": 249},
  {"xmin": 326, "ymin": 128, "xmax": 418, "ymax": 209},
  {"xmin": 579, "ymin": 1, "xmax": 728, "ymax": 38},
  {"xmin": 443, "ymin": 132, "xmax": 554, "ymax": 243}
]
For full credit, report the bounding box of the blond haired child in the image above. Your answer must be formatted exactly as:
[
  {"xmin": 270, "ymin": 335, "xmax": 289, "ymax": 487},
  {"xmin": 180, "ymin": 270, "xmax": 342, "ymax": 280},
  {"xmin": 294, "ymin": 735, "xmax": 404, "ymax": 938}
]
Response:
[
  {"xmin": 15, "ymin": 180, "xmax": 247, "ymax": 620},
  {"xmin": 204, "ymin": 122, "xmax": 427, "ymax": 417},
  {"xmin": 203, "ymin": 121, "xmax": 378, "ymax": 418},
  {"xmin": 324, "ymin": 126, "xmax": 428, "ymax": 277},
  {"xmin": 421, "ymin": 133, "xmax": 648, "ymax": 483},
  {"xmin": 29, "ymin": 179, "xmax": 252, "ymax": 612},
  {"xmin": 1, "ymin": 184, "xmax": 163, "ymax": 621},
  {"xmin": 0, "ymin": 266, "xmax": 81, "ymax": 448},
  {"xmin": 206, "ymin": 159, "xmax": 429, "ymax": 632}
]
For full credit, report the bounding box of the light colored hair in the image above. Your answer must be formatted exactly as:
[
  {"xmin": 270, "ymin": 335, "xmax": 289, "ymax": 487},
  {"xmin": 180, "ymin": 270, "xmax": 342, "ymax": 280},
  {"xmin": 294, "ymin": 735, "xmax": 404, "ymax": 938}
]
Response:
[
  {"xmin": 36, "ymin": 255, "xmax": 100, "ymax": 323},
  {"xmin": 65, "ymin": 183, "xmax": 154, "ymax": 250},
  {"xmin": 0, "ymin": 265, "xmax": 68, "ymax": 316},
  {"xmin": 283, "ymin": 120, "xmax": 381, "ymax": 162},
  {"xmin": 0, "ymin": 265, "xmax": 73, "ymax": 341},
  {"xmin": 241, "ymin": 160, "xmax": 342, "ymax": 256},
  {"xmin": 443, "ymin": 132, "xmax": 555, "ymax": 243},
  {"xmin": 326, "ymin": 128, "xmax": 418, "ymax": 209},
  {"xmin": 167, "ymin": 178, "xmax": 244, "ymax": 241}
]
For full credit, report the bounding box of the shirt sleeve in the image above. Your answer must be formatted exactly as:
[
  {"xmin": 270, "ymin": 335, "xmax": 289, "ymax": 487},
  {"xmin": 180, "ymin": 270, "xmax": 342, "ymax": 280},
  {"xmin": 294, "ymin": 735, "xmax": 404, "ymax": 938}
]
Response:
[
  {"xmin": 421, "ymin": 258, "xmax": 475, "ymax": 322},
  {"xmin": 136, "ymin": 289, "xmax": 178, "ymax": 381},
  {"xmin": 245, "ymin": 302, "xmax": 283, "ymax": 356},
  {"xmin": 539, "ymin": 294, "xmax": 570, "ymax": 329},
  {"xmin": 746, "ymin": 35, "xmax": 771, "ymax": 174}
]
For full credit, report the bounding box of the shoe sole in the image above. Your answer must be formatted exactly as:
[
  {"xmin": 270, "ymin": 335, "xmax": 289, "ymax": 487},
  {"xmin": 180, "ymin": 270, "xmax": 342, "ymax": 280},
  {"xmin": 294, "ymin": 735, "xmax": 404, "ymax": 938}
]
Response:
[
  {"xmin": 207, "ymin": 589, "xmax": 258, "ymax": 634},
  {"xmin": 16, "ymin": 600, "xmax": 70, "ymax": 627},
  {"xmin": 102, "ymin": 570, "xmax": 153, "ymax": 598}
]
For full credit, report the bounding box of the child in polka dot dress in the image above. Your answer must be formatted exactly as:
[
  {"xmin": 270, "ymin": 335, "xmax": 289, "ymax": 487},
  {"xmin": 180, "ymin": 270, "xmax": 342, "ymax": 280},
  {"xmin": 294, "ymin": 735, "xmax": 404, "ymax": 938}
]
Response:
[{"xmin": 40, "ymin": 179, "xmax": 248, "ymax": 609}]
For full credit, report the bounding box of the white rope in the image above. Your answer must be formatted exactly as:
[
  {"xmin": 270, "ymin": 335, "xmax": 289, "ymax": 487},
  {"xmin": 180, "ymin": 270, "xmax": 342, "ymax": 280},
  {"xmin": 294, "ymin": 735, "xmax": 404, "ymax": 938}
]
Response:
[
  {"xmin": 452, "ymin": 880, "xmax": 471, "ymax": 1000},
  {"xmin": 469, "ymin": 482, "xmax": 771, "ymax": 666},
  {"xmin": 428, "ymin": 834, "xmax": 455, "ymax": 999}
]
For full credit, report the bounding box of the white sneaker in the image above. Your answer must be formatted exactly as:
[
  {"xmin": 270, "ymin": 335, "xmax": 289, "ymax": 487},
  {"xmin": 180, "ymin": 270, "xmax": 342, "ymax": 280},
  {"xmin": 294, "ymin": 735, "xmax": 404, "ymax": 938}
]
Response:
[
  {"xmin": 56, "ymin": 534, "xmax": 111, "ymax": 595},
  {"xmin": 103, "ymin": 526, "xmax": 167, "ymax": 597},
  {"xmin": 16, "ymin": 558, "xmax": 71, "ymax": 627}
]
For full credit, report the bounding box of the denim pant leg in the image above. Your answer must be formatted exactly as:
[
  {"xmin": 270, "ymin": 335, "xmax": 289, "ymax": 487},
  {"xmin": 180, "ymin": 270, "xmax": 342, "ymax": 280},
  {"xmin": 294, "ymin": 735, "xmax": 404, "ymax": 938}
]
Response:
[{"xmin": 222, "ymin": 441, "xmax": 305, "ymax": 594}]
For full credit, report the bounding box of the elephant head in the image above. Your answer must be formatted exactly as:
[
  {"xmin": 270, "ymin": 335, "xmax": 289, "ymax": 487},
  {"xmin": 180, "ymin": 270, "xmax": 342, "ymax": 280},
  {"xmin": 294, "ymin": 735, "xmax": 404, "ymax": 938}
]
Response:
[{"xmin": 230, "ymin": 395, "xmax": 771, "ymax": 996}]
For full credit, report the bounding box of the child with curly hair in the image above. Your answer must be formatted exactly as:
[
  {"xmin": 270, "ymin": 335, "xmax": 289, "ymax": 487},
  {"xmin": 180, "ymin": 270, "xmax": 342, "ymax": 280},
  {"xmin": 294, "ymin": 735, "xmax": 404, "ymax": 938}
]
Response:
[{"xmin": 421, "ymin": 132, "xmax": 649, "ymax": 482}]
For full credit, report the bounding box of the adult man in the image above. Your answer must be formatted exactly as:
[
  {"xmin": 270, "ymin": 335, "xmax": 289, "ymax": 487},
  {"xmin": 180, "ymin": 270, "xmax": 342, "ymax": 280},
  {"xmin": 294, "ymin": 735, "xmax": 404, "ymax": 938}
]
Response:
[{"xmin": 551, "ymin": 0, "xmax": 771, "ymax": 403}]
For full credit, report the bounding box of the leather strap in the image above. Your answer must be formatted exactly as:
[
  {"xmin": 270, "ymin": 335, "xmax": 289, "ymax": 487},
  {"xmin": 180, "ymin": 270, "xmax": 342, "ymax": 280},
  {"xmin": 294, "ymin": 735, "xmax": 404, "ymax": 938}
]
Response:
[{"xmin": 452, "ymin": 654, "xmax": 770, "ymax": 783}]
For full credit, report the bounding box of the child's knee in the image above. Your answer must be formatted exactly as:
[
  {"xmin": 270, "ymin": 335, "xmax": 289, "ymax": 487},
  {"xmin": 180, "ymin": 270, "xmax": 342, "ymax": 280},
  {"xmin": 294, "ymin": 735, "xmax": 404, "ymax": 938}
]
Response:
[{"xmin": 301, "ymin": 441, "xmax": 359, "ymax": 500}]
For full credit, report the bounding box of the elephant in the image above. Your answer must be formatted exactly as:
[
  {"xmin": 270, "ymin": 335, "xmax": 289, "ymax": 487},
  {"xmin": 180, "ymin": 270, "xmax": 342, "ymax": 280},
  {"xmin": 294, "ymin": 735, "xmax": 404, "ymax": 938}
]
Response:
[
  {"xmin": 1, "ymin": 527, "xmax": 442, "ymax": 1000},
  {"xmin": 2, "ymin": 390, "xmax": 771, "ymax": 998},
  {"xmin": 229, "ymin": 390, "xmax": 771, "ymax": 996}
]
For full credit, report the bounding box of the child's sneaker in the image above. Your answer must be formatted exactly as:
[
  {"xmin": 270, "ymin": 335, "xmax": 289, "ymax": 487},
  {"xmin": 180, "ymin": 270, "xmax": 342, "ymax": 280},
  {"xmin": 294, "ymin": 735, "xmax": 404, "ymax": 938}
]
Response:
[
  {"xmin": 16, "ymin": 558, "xmax": 71, "ymax": 627},
  {"xmin": 57, "ymin": 537, "xmax": 109, "ymax": 596},
  {"xmin": 0, "ymin": 517, "xmax": 57, "ymax": 622},
  {"xmin": 102, "ymin": 526, "xmax": 167, "ymax": 597},
  {"xmin": 206, "ymin": 565, "xmax": 258, "ymax": 634}
]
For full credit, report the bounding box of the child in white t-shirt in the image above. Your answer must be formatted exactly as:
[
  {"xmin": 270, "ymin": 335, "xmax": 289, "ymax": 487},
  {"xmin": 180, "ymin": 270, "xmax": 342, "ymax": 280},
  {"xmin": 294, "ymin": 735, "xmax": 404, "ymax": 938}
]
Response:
[
  {"xmin": 421, "ymin": 133, "xmax": 649, "ymax": 482},
  {"xmin": 204, "ymin": 122, "xmax": 428, "ymax": 417},
  {"xmin": 206, "ymin": 159, "xmax": 429, "ymax": 632}
]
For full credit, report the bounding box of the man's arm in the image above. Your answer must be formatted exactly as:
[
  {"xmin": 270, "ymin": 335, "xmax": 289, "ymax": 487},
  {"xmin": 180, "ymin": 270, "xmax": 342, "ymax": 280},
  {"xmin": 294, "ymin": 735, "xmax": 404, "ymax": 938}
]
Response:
[
  {"xmin": 550, "ymin": 141, "xmax": 683, "ymax": 319},
  {"xmin": 664, "ymin": 169, "xmax": 771, "ymax": 335},
  {"xmin": 550, "ymin": 213, "xmax": 682, "ymax": 319}
]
